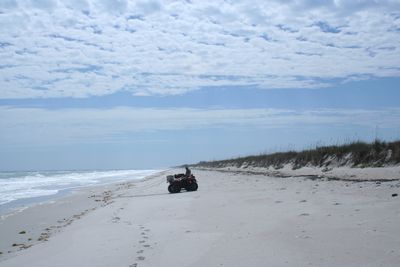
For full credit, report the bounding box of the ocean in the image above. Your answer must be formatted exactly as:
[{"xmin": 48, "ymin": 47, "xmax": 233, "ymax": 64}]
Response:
[{"xmin": 0, "ymin": 169, "xmax": 160, "ymax": 213}]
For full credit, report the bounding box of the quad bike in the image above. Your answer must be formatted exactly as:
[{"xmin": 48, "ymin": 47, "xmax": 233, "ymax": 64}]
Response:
[{"xmin": 166, "ymin": 173, "xmax": 198, "ymax": 193}]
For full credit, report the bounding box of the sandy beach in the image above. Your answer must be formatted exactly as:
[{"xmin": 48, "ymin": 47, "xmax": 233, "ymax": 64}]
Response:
[{"xmin": 0, "ymin": 169, "xmax": 399, "ymax": 267}]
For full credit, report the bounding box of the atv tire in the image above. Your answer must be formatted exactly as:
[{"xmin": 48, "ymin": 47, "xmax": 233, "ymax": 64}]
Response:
[
  {"xmin": 187, "ymin": 182, "xmax": 198, "ymax": 191},
  {"xmin": 168, "ymin": 184, "xmax": 174, "ymax": 193},
  {"xmin": 168, "ymin": 184, "xmax": 181, "ymax": 193}
]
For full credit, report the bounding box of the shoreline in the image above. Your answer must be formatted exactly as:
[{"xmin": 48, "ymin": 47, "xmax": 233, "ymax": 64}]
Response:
[
  {"xmin": 0, "ymin": 169, "xmax": 163, "ymax": 216},
  {"xmin": 0, "ymin": 170, "xmax": 168, "ymax": 259},
  {"xmin": 0, "ymin": 169, "xmax": 165, "ymax": 217},
  {"xmin": 1, "ymin": 168, "xmax": 399, "ymax": 266},
  {"xmin": 0, "ymin": 189, "xmax": 73, "ymax": 219}
]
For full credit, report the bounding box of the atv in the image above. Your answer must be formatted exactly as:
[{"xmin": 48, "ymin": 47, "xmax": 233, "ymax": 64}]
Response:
[{"xmin": 167, "ymin": 173, "xmax": 198, "ymax": 193}]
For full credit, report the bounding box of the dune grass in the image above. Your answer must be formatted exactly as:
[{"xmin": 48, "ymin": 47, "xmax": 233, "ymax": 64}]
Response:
[{"xmin": 192, "ymin": 140, "xmax": 400, "ymax": 169}]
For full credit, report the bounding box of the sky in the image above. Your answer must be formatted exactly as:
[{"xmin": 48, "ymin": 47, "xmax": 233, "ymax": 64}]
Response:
[{"xmin": 0, "ymin": 0, "xmax": 400, "ymax": 171}]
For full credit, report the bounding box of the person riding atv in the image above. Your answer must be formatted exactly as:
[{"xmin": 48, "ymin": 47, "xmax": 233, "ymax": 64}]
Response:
[
  {"xmin": 166, "ymin": 167, "xmax": 198, "ymax": 193},
  {"xmin": 185, "ymin": 166, "xmax": 191, "ymax": 177}
]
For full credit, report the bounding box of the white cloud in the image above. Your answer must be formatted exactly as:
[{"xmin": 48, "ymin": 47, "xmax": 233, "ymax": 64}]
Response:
[
  {"xmin": 63, "ymin": 0, "xmax": 89, "ymax": 12},
  {"xmin": 0, "ymin": 0, "xmax": 399, "ymax": 98},
  {"xmin": 95, "ymin": 0, "xmax": 127, "ymax": 14},
  {"xmin": 0, "ymin": 0, "xmax": 18, "ymax": 10},
  {"xmin": 28, "ymin": 0, "xmax": 58, "ymax": 11},
  {"xmin": 134, "ymin": 0, "xmax": 162, "ymax": 15},
  {"xmin": 1, "ymin": 106, "xmax": 400, "ymax": 147}
]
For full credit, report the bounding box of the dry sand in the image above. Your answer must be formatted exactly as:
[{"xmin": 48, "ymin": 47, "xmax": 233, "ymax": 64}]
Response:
[
  {"xmin": 205, "ymin": 165, "xmax": 400, "ymax": 181},
  {"xmin": 0, "ymin": 169, "xmax": 399, "ymax": 267}
]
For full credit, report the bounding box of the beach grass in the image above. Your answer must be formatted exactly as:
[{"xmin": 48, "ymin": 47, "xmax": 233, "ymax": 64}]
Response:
[{"xmin": 192, "ymin": 140, "xmax": 400, "ymax": 169}]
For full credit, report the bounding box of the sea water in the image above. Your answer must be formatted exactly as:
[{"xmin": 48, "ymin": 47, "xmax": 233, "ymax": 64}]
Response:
[{"xmin": 0, "ymin": 169, "xmax": 160, "ymax": 214}]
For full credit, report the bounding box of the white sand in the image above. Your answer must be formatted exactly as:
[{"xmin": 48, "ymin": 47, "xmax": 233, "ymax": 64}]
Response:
[
  {"xmin": 213, "ymin": 164, "xmax": 400, "ymax": 181},
  {"xmin": 0, "ymin": 169, "xmax": 399, "ymax": 267}
]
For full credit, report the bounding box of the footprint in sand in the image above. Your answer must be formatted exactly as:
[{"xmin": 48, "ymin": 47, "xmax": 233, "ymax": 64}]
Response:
[
  {"xmin": 297, "ymin": 235, "xmax": 311, "ymax": 239},
  {"xmin": 299, "ymin": 213, "xmax": 310, "ymax": 216},
  {"xmin": 111, "ymin": 217, "xmax": 121, "ymax": 223},
  {"xmin": 129, "ymin": 263, "xmax": 138, "ymax": 267},
  {"xmin": 275, "ymin": 200, "xmax": 283, "ymax": 203},
  {"xmin": 139, "ymin": 240, "xmax": 146, "ymax": 244},
  {"xmin": 299, "ymin": 200, "xmax": 307, "ymax": 203},
  {"xmin": 137, "ymin": 250, "xmax": 144, "ymax": 254},
  {"xmin": 143, "ymin": 244, "xmax": 151, "ymax": 248},
  {"xmin": 137, "ymin": 256, "xmax": 145, "ymax": 261}
]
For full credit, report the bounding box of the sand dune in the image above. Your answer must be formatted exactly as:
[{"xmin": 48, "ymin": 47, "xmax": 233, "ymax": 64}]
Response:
[{"xmin": 0, "ymin": 169, "xmax": 399, "ymax": 267}]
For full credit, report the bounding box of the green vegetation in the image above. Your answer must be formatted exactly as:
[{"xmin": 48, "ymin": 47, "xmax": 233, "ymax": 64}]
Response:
[{"xmin": 192, "ymin": 140, "xmax": 400, "ymax": 169}]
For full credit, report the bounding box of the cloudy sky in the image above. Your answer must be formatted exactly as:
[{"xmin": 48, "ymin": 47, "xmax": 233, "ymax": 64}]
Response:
[{"xmin": 0, "ymin": 0, "xmax": 399, "ymax": 171}]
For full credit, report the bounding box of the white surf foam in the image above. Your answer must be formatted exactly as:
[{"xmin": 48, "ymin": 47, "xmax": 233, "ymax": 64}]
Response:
[{"xmin": 0, "ymin": 169, "xmax": 159, "ymax": 206}]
